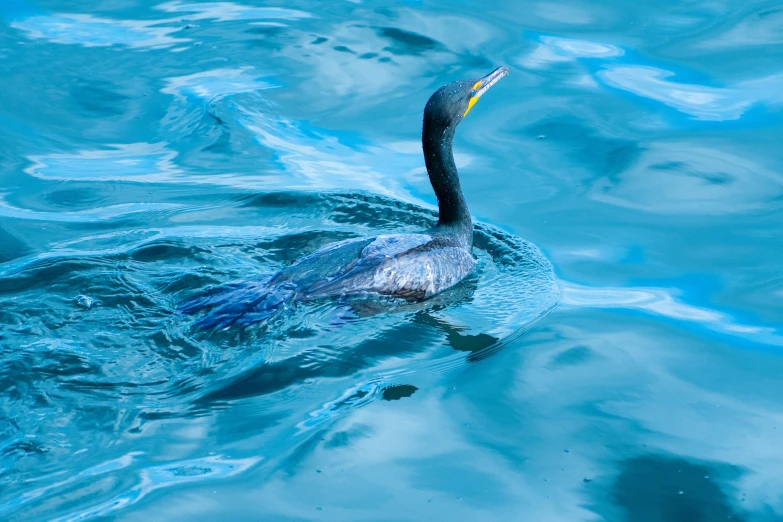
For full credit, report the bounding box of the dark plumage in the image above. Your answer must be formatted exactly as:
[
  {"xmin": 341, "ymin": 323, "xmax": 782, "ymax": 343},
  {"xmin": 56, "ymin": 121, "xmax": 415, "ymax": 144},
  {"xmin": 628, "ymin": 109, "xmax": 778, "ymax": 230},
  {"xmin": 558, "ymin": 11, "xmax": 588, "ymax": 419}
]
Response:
[{"xmin": 179, "ymin": 67, "xmax": 509, "ymax": 329}]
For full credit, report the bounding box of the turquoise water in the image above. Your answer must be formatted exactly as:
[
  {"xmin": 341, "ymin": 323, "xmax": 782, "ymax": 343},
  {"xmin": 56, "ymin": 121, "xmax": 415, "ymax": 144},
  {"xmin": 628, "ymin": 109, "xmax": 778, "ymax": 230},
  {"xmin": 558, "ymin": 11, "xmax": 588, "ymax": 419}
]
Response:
[{"xmin": 1, "ymin": 0, "xmax": 783, "ymax": 519}]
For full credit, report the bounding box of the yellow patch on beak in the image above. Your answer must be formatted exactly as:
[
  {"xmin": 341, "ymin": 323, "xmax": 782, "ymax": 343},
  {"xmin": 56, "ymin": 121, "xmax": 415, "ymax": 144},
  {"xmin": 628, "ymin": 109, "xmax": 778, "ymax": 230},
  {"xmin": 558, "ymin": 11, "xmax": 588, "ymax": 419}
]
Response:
[
  {"xmin": 464, "ymin": 97, "xmax": 478, "ymax": 117},
  {"xmin": 463, "ymin": 80, "xmax": 483, "ymax": 117}
]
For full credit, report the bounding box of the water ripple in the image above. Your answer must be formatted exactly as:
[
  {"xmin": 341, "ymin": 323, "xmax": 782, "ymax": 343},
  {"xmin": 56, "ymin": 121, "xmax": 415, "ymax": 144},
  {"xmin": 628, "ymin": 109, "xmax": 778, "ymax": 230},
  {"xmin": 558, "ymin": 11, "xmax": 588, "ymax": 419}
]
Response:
[{"xmin": 0, "ymin": 192, "xmax": 557, "ymax": 518}]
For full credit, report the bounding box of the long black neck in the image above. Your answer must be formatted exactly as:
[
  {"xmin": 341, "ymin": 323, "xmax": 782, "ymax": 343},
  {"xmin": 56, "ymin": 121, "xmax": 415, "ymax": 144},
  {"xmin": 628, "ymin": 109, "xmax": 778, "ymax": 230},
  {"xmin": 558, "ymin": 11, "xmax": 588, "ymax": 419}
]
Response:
[{"xmin": 422, "ymin": 119, "xmax": 471, "ymax": 240}]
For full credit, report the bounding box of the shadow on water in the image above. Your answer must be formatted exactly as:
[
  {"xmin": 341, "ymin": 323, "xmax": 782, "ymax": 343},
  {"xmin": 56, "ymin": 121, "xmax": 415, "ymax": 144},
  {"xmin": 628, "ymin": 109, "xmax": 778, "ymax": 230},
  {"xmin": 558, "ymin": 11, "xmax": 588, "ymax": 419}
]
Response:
[{"xmin": 588, "ymin": 455, "xmax": 748, "ymax": 522}]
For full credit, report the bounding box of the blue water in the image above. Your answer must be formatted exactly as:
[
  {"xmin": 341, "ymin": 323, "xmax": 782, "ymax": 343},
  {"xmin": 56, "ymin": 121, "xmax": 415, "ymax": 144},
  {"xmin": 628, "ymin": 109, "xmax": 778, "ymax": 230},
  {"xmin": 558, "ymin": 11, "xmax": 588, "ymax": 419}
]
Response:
[{"xmin": 1, "ymin": 0, "xmax": 782, "ymax": 520}]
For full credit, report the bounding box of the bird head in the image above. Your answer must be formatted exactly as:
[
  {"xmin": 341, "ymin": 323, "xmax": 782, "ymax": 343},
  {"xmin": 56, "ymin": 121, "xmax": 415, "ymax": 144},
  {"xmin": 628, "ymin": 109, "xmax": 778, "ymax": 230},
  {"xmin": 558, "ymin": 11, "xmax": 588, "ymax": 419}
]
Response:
[{"xmin": 423, "ymin": 66, "xmax": 509, "ymax": 130}]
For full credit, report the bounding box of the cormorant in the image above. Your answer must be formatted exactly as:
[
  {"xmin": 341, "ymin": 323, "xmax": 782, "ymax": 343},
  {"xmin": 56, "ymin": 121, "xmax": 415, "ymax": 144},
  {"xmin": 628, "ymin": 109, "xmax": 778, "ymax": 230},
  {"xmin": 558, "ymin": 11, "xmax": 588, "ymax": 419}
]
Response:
[{"xmin": 180, "ymin": 66, "xmax": 509, "ymax": 329}]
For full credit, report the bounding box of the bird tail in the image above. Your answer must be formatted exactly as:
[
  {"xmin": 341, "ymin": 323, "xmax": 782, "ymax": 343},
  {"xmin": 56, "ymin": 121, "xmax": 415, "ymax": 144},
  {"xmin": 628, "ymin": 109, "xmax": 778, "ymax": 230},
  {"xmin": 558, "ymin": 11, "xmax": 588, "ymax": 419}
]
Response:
[{"xmin": 177, "ymin": 281, "xmax": 296, "ymax": 329}]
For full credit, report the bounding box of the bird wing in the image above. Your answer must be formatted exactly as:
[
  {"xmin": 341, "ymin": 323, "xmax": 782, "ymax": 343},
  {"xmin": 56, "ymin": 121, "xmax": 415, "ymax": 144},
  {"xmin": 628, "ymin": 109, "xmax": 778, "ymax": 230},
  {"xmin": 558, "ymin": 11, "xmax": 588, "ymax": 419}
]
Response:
[
  {"xmin": 357, "ymin": 234, "xmax": 433, "ymax": 262},
  {"xmin": 301, "ymin": 234, "xmax": 441, "ymax": 298}
]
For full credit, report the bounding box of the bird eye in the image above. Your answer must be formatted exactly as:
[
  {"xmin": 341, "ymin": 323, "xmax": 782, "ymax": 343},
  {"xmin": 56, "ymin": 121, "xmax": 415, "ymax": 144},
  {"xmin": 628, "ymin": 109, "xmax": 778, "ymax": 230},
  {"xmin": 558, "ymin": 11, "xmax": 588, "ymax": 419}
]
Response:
[{"xmin": 470, "ymin": 89, "xmax": 477, "ymax": 97}]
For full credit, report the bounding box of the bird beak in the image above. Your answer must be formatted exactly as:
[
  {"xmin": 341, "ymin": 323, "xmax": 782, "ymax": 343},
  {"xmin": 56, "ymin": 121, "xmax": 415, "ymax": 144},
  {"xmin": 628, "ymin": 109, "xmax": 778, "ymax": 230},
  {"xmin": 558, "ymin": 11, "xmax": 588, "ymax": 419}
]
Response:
[{"xmin": 464, "ymin": 66, "xmax": 509, "ymax": 117}]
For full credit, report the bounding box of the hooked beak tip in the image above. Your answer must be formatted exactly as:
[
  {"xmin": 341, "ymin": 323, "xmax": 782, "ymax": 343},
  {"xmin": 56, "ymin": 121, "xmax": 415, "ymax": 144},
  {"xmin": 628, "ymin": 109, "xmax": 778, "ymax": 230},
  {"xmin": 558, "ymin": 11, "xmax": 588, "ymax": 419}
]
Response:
[
  {"xmin": 463, "ymin": 66, "xmax": 509, "ymax": 118},
  {"xmin": 478, "ymin": 66, "xmax": 509, "ymax": 95}
]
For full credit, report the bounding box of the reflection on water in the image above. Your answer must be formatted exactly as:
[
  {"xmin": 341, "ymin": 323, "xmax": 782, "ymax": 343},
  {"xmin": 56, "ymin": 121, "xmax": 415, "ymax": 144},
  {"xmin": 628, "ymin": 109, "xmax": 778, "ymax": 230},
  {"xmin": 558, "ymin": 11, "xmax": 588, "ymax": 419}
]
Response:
[
  {"xmin": 587, "ymin": 140, "xmax": 783, "ymax": 214},
  {"xmin": 562, "ymin": 282, "xmax": 783, "ymax": 347},
  {"xmin": 1, "ymin": 0, "xmax": 783, "ymax": 520},
  {"xmin": 10, "ymin": 1, "xmax": 309, "ymax": 49},
  {"xmin": 521, "ymin": 32, "xmax": 783, "ymax": 121}
]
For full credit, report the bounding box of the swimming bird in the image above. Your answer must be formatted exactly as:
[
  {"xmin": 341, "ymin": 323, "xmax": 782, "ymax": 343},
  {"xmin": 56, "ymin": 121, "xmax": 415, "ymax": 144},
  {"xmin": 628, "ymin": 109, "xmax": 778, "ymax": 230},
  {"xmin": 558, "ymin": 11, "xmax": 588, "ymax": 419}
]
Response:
[{"xmin": 179, "ymin": 66, "xmax": 509, "ymax": 329}]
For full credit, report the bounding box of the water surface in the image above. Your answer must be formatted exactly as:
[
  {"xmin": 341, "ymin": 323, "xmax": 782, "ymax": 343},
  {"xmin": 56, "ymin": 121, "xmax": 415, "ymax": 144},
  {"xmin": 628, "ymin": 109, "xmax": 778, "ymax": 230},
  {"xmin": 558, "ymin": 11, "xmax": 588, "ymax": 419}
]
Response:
[{"xmin": 1, "ymin": 0, "xmax": 782, "ymax": 520}]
